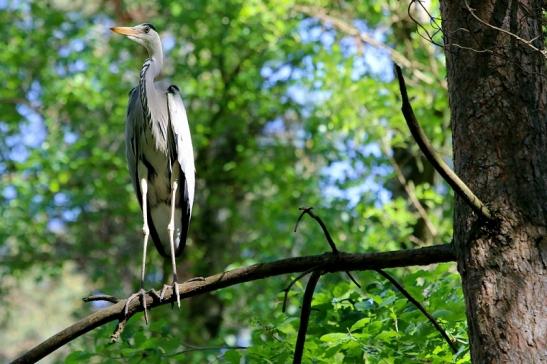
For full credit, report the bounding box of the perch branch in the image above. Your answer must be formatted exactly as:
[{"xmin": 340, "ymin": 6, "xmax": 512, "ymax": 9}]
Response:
[
  {"xmin": 293, "ymin": 271, "xmax": 322, "ymax": 364},
  {"xmin": 394, "ymin": 65, "xmax": 493, "ymax": 220},
  {"xmin": 12, "ymin": 244, "xmax": 454, "ymax": 364}
]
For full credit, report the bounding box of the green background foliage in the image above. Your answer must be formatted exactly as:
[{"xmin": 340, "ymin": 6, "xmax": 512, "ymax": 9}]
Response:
[{"xmin": 0, "ymin": 0, "xmax": 468, "ymax": 362}]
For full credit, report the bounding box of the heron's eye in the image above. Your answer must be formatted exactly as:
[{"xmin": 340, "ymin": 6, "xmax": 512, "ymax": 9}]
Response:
[{"xmin": 144, "ymin": 26, "xmax": 150, "ymax": 33}]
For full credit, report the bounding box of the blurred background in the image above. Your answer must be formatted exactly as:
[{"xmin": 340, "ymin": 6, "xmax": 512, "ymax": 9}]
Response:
[{"xmin": 0, "ymin": 0, "xmax": 468, "ymax": 362}]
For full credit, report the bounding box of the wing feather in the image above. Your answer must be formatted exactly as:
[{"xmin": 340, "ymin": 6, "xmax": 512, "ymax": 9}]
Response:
[{"xmin": 167, "ymin": 86, "xmax": 195, "ymax": 255}]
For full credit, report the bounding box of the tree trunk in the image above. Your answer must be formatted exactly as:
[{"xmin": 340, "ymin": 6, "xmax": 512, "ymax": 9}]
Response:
[{"xmin": 441, "ymin": 1, "xmax": 546, "ymax": 362}]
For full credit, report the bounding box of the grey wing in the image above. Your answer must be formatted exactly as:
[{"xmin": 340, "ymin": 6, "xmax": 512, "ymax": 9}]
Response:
[
  {"xmin": 126, "ymin": 86, "xmax": 169, "ymax": 258},
  {"xmin": 167, "ymin": 85, "xmax": 195, "ymax": 254},
  {"xmin": 125, "ymin": 87, "xmax": 141, "ymax": 206}
]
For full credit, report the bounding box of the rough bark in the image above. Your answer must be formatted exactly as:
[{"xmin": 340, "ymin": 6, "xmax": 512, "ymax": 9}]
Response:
[{"xmin": 441, "ymin": 1, "xmax": 546, "ymax": 362}]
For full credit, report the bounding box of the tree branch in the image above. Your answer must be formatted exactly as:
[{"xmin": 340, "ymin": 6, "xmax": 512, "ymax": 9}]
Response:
[
  {"xmin": 394, "ymin": 65, "xmax": 493, "ymax": 220},
  {"xmin": 12, "ymin": 244, "xmax": 454, "ymax": 363}
]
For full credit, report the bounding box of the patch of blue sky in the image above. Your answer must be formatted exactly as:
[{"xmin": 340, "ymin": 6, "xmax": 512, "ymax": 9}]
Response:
[
  {"xmin": 68, "ymin": 59, "xmax": 87, "ymax": 73},
  {"xmin": 53, "ymin": 192, "xmax": 68, "ymax": 206},
  {"xmin": 62, "ymin": 207, "xmax": 81, "ymax": 222},
  {"xmin": 63, "ymin": 130, "xmax": 78, "ymax": 144},
  {"xmin": 59, "ymin": 38, "xmax": 85, "ymax": 58},
  {"xmin": 298, "ymin": 18, "xmax": 336, "ymax": 50},
  {"xmin": 17, "ymin": 104, "xmax": 46, "ymax": 147},
  {"xmin": 2, "ymin": 0, "xmax": 30, "ymax": 12},
  {"xmin": 3, "ymin": 185, "xmax": 17, "ymax": 200},
  {"xmin": 162, "ymin": 33, "xmax": 176, "ymax": 53},
  {"xmin": 47, "ymin": 218, "xmax": 65, "ymax": 233},
  {"xmin": 263, "ymin": 117, "xmax": 285, "ymax": 135}
]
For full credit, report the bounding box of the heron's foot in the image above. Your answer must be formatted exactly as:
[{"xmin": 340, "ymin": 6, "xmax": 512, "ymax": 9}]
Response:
[
  {"xmin": 159, "ymin": 275, "xmax": 182, "ymax": 309},
  {"xmin": 185, "ymin": 276, "xmax": 205, "ymax": 283},
  {"xmin": 124, "ymin": 288, "xmax": 158, "ymax": 324}
]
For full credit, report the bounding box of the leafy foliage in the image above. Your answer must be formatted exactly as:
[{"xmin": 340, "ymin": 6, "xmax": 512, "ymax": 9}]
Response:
[{"xmin": 0, "ymin": 0, "xmax": 467, "ymax": 363}]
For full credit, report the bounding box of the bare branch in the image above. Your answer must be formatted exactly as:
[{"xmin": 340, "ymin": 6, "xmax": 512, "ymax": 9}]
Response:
[
  {"xmin": 297, "ymin": 207, "xmax": 338, "ymax": 253},
  {"xmin": 375, "ymin": 269, "xmax": 458, "ymax": 353},
  {"xmin": 293, "ymin": 271, "xmax": 322, "ymax": 364},
  {"xmin": 11, "ymin": 244, "xmax": 454, "ymax": 363},
  {"xmin": 82, "ymin": 294, "xmax": 120, "ymax": 304},
  {"xmin": 394, "ymin": 65, "xmax": 493, "ymax": 220}
]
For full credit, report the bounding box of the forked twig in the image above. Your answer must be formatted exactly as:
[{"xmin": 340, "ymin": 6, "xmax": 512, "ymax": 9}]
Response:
[
  {"xmin": 296, "ymin": 207, "xmax": 361, "ymax": 288},
  {"xmin": 295, "ymin": 207, "xmax": 338, "ymax": 253},
  {"xmin": 394, "ymin": 65, "xmax": 493, "ymax": 220},
  {"xmin": 293, "ymin": 271, "xmax": 322, "ymax": 364}
]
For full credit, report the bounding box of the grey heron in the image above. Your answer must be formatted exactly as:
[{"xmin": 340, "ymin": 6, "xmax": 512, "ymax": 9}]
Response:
[{"xmin": 111, "ymin": 23, "xmax": 195, "ymax": 318}]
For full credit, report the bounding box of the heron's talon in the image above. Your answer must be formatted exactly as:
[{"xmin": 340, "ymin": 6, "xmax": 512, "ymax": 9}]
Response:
[
  {"xmin": 123, "ymin": 288, "xmax": 150, "ymax": 324},
  {"xmin": 158, "ymin": 280, "xmax": 181, "ymax": 309},
  {"xmin": 148, "ymin": 288, "xmax": 162, "ymax": 301}
]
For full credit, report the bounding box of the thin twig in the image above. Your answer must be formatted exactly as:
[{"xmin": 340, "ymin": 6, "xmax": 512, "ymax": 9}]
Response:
[
  {"xmin": 394, "ymin": 65, "xmax": 493, "ymax": 220},
  {"xmin": 375, "ymin": 269, "xmax": 458, "ymax": 353},
  {"xmin": 82, "ymin": 295, "xmax": 121, "ymax": 304},
  {"xmin": 11, "ymin": 244, "xmax": 455, "ymax": 364},
  {"xmin": 297, "ymin": 207, "xmax": 360, "ymax": 287},
  {"xmin": 298, "ymin": 207, "xmax": 338, "ymax": 253},
  {"xmin": 293, "ymin": 271, "xmax": 322, "ymax": 364},
  {"xmin": 344, "ymin": 271, "xmax": 361, "ymax": 288}
]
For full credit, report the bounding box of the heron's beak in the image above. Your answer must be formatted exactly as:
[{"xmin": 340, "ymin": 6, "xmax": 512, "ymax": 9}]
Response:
[{"xmin": 110, "ymin": 26, "xmax": 139, "ymax": 36}]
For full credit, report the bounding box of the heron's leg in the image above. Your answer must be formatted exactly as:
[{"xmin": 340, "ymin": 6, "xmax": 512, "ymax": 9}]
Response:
[
  {"xmin": 140, "ymin": 178, "xmax": 150, "ymax": 292},
  {"xmin": 167, "ymin": 180, "xmax": 181, "ymax": 308},
  {"xmin": 124, "ymin": 178, "xmax": 152, "ymax": 323}
]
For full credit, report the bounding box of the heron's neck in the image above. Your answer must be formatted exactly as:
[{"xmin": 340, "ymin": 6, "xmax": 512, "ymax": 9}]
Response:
[{"xmin": 139, "ymin": 55, "xmax": 163, "ymax": 124}]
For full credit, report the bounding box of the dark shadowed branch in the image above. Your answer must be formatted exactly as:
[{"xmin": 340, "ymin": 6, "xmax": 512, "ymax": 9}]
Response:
[
  {"xmin": 293, "ymin": 271, "xmax": 322, "ymax": 364},
  {"xmin": 394, "ymin": 65, "xmax": 493, "ymax": 220},
  {"xmin": 375, "ymin": 269, "xmax": 458, "ymax": 353},
  {"xmin": 12, "ymin": 244, "xmax": 454, "ymax": 364}
]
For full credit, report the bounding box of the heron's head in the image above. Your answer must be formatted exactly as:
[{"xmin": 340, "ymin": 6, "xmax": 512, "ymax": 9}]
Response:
[{"xmin": 110, "ymin": 23, "xmax": 161, "ymax": 56}]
